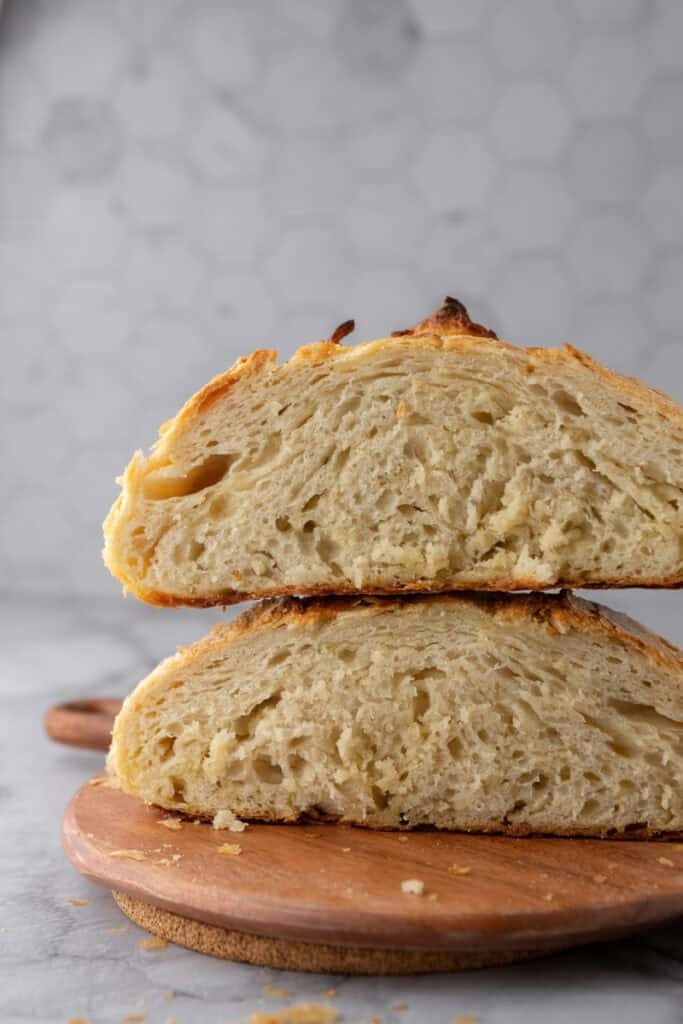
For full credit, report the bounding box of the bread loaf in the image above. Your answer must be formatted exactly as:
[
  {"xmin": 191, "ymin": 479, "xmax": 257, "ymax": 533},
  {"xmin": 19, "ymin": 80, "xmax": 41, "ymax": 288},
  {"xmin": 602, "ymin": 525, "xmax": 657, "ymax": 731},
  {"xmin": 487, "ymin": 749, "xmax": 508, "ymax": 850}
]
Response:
[
  {"xmin": 103, "ymin": 299, "xmax": 683, "ymax": 606},
  {"xmin": 108, "ymin": 591, "xmax": 683, "ymax": 837}
]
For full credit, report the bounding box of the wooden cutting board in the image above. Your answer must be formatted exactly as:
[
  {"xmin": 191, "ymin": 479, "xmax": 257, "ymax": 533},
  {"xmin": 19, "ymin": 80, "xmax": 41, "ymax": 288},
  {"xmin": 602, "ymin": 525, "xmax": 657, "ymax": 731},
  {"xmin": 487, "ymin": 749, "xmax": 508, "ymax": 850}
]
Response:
[{"xmin": 62, "ymin": 776, "xmax": 683, "ymax": 974}]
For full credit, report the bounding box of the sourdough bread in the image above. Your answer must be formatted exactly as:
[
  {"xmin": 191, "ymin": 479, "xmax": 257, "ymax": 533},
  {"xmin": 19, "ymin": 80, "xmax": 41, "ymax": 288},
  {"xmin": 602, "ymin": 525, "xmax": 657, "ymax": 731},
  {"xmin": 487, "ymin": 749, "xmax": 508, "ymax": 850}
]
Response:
[
  {"xmin": 108, "ymin": 591, "xmax": 683, "ymax": 837},
  {"xmin": 103, "ymin": 299, "xmax": 683, "ymax": 606}
]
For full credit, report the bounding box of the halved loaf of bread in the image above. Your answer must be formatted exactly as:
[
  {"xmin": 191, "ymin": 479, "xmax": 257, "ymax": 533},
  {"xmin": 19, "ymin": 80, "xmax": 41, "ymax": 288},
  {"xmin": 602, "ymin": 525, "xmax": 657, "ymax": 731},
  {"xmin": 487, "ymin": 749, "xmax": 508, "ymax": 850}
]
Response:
[
  {"xmin": 108, "ymin": 591, "xmax": 683, "ymax": 837},
  {"xmin": 103, "ymin": 299, "xmax": 683, "ymax": 606}
]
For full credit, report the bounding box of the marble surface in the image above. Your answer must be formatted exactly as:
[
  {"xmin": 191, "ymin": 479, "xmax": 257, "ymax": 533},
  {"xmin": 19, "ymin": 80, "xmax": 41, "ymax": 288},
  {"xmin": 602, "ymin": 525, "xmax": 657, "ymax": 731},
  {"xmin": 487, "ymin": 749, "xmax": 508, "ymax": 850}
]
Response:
[{"xmin": 2, "ymin": 592, "xmax": 681, "ymax": 1024}]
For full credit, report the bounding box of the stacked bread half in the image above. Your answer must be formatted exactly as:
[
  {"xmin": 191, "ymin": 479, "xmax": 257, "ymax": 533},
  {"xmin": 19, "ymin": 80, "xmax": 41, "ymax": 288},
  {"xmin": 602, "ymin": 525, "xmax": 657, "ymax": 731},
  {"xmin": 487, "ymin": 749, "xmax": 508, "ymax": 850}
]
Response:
[{"xmin": 105, "ymin": 299, "xmax": 683, "ymax": 837}]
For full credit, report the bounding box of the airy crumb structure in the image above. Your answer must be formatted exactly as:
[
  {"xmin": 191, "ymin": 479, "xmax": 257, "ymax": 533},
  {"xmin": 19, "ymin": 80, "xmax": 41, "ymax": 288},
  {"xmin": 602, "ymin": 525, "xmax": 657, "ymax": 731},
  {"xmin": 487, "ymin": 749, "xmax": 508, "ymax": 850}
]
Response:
[
  {"xmin": 103, "ymin": 299, "xmax": 683, "ymax": 607},
  {"xmin": 108, "ymin": 591, "xmax": 683, "ymax": 838}
]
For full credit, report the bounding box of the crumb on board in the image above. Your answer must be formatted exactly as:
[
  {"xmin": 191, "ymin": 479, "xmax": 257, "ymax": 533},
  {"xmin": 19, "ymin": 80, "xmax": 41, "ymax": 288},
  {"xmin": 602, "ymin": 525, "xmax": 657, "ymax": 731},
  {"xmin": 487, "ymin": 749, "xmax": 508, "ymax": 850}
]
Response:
[
  {"xmin": 213, "ymin": 809, "xmax": 248, "ymax": 832},
  {"xmin": 401, "ymin": 879, "xmax": 425, "ymax": 895},
  {"xmin": 68, "ymin": 898, "xmax": 92, "ymax": 907},
  {"xmin": 453, "ymin": 1016, "xmax": 480, "ymax": 1024},
  {"xmin": 543, "ymin": 893, "xmax": 554, "ymax": 902},
  {"xmin": 171, "ymin": 853, "xmax": 182, "ymax": 862},
  {"xmin": 303, "ymin": 831, "xmax": 321, "ymax": 839},
  {"xmin": 139, "ymin": 935, "xmax": 167, "ymax": 952},
  {"xmin": 341, "ymin": 847, "xmax": 351, "ymax": 853},
  {"xmin": 110, "ymin": 849, "xmax": 146, "ymax": 861},
  {"xmin": 391, "ymin": 1002, "xmax": 409, "ymax": 1011},
  {"xmin": 217, "ymin": 843, "xmax": 242, "ymax": 856},
  {"xmin": 427, "ymin": 892, "xmax": 439, "ymax": 902},
  {"xmin": 397, "ymin": 835, "xmax": 409, "ymax": 843},
  {"xmin": 124, "ymin": 1015, "xmax": 146, "ymax": 1022},
  {"xmin": 658, "ymin": 857, "xmax": 675, "ymax": 867},
  {"xmin": 158, "ymin": 817, "xmax": 183, "ymax": 831},
  {"xmin": 263, "ymin": 984, "xmax": 291, "ymax": 997},
  {"xmin": 249, "ymin": 1003, "xmax": 338, "ymax": 1024},
  {"xmin": 163, "ymin": 991, "xmax": 175, "ymax": 1000},
  {"xmin": 323, "ymin": 989, "xmax": 337, "ymax": 999},
  {"xmin": 593, "ymin": 874, "xmax": 607, "ymax": 884},
  {"xmin": 447, "ymin": 864, "xmax": 471, "ymax": 877},
  {"xmin": 67, "ymin": 1018, "xmax": 90, "ymax": 1024},
  {"xmin": 106, "ymin": 925, "xmax": 129, "ymax": 935}
]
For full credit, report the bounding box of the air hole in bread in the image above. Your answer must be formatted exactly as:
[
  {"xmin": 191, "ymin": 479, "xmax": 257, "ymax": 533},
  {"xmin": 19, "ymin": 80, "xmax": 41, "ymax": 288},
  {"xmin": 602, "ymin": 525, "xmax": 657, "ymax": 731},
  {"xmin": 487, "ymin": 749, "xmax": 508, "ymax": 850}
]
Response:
[
  {"xmin": 552, "ymin": 389, "xmax": 585, "ymax": 416},
  {"xmin": 234, "ymin": 692, "xmax": 282, "ymax": 738},
  {"xmin": 371, "ymin": 786, "xmax": 390, "ymax": 810},
  {"xmin": 275, "ymin": 516, "xmax": 291, "ymax": 533},
  {"xmin": 143, "ymin": 454, "xmax": 235, "ymax": 500},
  {"xmin": 158, "ymin": 735, "xmax": 176, "ymax": 761},
  {"xmin": 253, "ymin": 756, "xmax": 283, "ymax": 784},
  {"xmin": 412, "ymin": 688, "xmax": 430, "ymax": 721}
]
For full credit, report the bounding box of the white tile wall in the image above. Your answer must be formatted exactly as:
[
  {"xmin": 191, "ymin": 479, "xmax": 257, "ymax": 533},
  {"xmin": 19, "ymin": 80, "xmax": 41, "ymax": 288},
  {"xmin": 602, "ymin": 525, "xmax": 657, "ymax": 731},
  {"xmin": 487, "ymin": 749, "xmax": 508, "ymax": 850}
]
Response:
[{"xmin": 1, "ymin": 0, "xmax": 681, "ymax": 603}]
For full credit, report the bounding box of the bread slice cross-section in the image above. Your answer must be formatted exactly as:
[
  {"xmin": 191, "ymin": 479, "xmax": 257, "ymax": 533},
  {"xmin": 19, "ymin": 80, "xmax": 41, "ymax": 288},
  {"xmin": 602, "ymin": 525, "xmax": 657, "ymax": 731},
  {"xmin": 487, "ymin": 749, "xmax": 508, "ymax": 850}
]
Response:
[
  {"xmin": 103, "ymin": 299, "xmax": 683, "ymax": 607},
  {"xmin": 108, "ymin": 591, "xmax": 683, "ymax": 837}
]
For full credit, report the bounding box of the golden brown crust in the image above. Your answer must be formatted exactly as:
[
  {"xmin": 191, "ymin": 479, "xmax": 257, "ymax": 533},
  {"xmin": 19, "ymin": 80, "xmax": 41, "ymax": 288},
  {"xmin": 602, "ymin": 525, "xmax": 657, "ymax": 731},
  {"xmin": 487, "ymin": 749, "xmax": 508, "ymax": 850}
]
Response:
[
  {"xmin": 163, "ymin": 589, "xmax": 683, "ymax": 693},
  {"xmin": 104, "ymin": 298, "xmax": 683, "ymax": 604}
]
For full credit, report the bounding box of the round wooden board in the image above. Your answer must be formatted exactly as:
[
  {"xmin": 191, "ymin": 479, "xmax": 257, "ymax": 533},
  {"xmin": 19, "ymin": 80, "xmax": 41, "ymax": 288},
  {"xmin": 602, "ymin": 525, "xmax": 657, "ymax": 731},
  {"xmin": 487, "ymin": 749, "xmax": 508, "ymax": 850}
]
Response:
[{"xmin": 63, "ymin": 777, "xmax": 683, "ymax": 973}]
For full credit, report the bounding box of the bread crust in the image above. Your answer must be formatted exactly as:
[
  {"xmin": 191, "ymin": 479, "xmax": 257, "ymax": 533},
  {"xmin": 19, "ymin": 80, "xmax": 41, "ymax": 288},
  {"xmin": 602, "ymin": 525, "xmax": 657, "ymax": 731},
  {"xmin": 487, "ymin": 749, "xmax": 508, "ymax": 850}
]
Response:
[
  {"xmin": 171, "ymin": 589, "xmax": 683, "ymax": 679},
  {"xmin": 104, "ymin": 299, "xmax": 683, "ymax": 604},
  {"xmin": 116, "ymin": 589, "xmax": 682, "ymax": 839}
]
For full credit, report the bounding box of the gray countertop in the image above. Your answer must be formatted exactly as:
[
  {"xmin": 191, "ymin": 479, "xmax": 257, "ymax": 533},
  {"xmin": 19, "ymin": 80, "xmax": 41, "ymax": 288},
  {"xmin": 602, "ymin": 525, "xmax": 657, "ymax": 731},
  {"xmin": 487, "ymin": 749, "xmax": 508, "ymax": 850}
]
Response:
[{"xmin": 4, "ymin": 593, "xmax": 682, "ymax": 1024}]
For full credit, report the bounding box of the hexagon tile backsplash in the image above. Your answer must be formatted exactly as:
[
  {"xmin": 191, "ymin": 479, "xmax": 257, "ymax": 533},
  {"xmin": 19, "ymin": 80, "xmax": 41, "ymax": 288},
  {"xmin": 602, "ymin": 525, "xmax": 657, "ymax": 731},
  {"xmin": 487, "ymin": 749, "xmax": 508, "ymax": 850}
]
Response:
[{"xmin": 1, "ymin": 0, "xmax": 682, "ymax": 600}]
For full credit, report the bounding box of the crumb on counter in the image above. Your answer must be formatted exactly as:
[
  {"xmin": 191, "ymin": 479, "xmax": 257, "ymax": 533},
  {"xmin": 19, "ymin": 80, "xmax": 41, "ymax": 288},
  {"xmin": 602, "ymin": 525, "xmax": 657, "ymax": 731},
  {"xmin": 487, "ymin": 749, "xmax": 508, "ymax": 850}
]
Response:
[
  {"xmin": 217, "ymin": 843, "xmax": 242, "ymax": 856},
  {"xmin": 213, "ymin": 809, "xmax": 248, "ymax": 832},
  {"xmin": 249, "ymin": 1003, "xmax": 338, "ymax": 1023},
  {"xmin": 138, "ymin": 935, "xmax": 167, "ymax": 952},
  {"xmin": 401, "ymin": 879, "xmax": 425, "ymax": 895},
  {"xmin": 158, "ymin": 817, "xmax": 183, "ymax": 831}
]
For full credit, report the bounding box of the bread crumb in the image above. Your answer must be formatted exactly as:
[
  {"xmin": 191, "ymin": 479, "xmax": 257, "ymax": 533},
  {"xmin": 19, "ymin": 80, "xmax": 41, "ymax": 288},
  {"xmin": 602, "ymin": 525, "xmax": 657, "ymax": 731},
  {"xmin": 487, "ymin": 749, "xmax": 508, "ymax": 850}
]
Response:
[
  {"xmin": 217, "ymin": 843, "xmax": 242, "ymax": 856},
  {"xmin": 323, "ymin": 989, "xmax": 337, "ymax": 999},
  {"xmin": 427, "ymin": 892, "xmax": 439, "ymax": 902},
  {"xmin": 171, "ymin": 853, "xmax": 182, "ymax": 862},
  {"xmin": 164, "ymin": 1017, "xmax": 176, "ymax": 1024},
  {"xmin": 110, "ymin": 849, "xmax": 146, "ymax": 861},
  {"xmin": 454, "ymin": 1016, "xmax": 480, "ymax": 1024},
  {"xmin": 249, "ymin": 1003, "xmax": 338, "ymax": 1023},
  {"xmin": 401, "ymin": 879, "xmax": 425, "ymax": 895},
  {"xmin": 543, "ymin": 892, "xmax": 554, "ymax": 902},
  {"xmin": 139, "ymin": 935, "xmax": 167, "ymax": 952},
  {"xmin": 124, "ymin": 1015, "xmax": 145, "ymax": 1022},
  {"xmin": 263, "ymin": 984, "xmax": 291, "ymax": 997},
  {"xmin": 67, "ymin": 1018, "xmax": 90, "ymax": 1023},
  {"xmin": 391, "ymin": 1002, "xmax": 409, "ymax": 1011},
  {"xmin": 658, "ymin": 856, "xmax": 674, "ymax": 867},
  {"xmin": 341, "ymin": 847, "xmax": 351, "ymax": 853},
  {"xmin": 397, "ymin": 835, "xmax": 409, "ymax": 843},
  {"xmin": 447, "ymin": 864, "xmax": 471, "ymax": 877},
  {"xmin": 607, "ymin": 863, "xmax": 618, "ymax": 871},
  {"xmin": 107, "ymin": 925, "xmax": 129, "ymax": 934},
  {"xmin": 593, "ymin": 874, "xmax": 607, "ymax": 884},
  {"xmin": 158, "ymin": 817, "xmax": 183, "ymax": 831},
  {"xmin": 68, "ymin": 898, "xmax": 92, "ymax": 907},
  {"xmin": 304, "ymin": 831, "xmax": 321, "ymax": 839},
  {"xmin": 396, "ymin": 400, "xmax": 407, "ymax": 418},
  {"xmin": 213, "ymin": 809, "xmax": 248, "ymax": 832},
  {"xmin": 163, "ymin": 991, "xmax": 175, "ymax": 1000}
]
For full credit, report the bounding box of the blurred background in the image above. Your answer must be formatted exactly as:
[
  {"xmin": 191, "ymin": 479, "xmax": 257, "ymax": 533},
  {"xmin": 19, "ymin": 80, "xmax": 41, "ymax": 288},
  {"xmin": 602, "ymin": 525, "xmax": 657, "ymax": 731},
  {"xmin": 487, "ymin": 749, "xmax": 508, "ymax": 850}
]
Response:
[{"xmin": 1, "ymin": 0, "xmax": 681, "ymax": 637}]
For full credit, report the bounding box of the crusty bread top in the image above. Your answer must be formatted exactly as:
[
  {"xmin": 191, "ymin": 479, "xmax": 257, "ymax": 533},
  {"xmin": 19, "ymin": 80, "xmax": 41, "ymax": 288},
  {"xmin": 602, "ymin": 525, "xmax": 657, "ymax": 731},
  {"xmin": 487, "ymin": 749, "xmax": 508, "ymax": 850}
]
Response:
[
  {"xmin": 157, "ymin": 297, "xmax": 683, "ymax": 450},
  {"xmin": 166, "ymin": 590, "xmax": 683, "ymax": 681},
  {"xmin": 103, "ymin": 298, "xmax": 683, "ymax": 605}
]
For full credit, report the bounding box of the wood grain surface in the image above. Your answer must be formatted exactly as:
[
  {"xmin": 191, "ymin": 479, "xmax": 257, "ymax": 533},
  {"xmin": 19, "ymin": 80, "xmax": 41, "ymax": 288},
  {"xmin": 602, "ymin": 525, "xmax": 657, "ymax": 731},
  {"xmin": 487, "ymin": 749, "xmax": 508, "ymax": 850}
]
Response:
[{"xmin": 63, "ymin": 776, "xmax": 683, "ymax": 958}]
